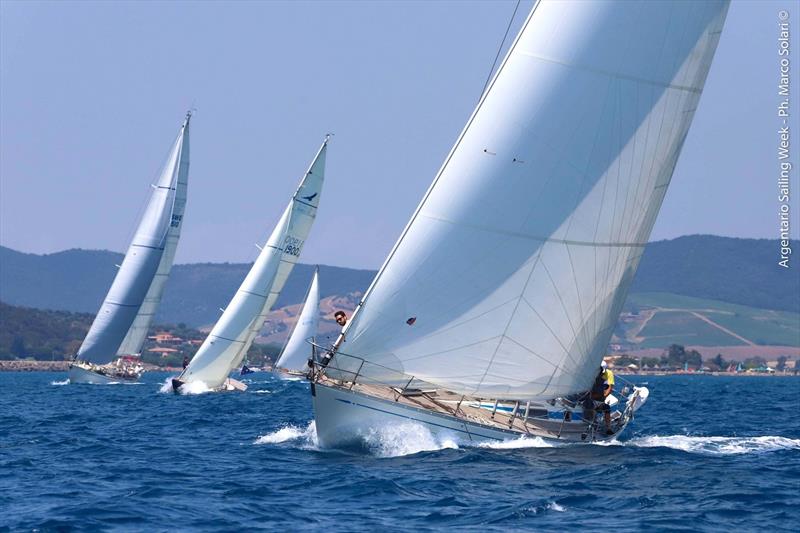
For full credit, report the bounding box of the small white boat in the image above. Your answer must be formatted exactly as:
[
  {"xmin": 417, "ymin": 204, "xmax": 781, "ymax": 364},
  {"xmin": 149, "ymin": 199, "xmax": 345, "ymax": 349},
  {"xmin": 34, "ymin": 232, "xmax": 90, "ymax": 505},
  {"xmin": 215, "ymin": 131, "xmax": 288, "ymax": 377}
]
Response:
[
  {"xmin": 172, "ymin": 137, "xmax": 329, "ymax": 393},
  {"xmin": 309, "ymin": 0, "xmax": 728, "ymax": 447},
  {"xmin": 69, "ymin": 113, "xmax": 192, "ymax": 384}
]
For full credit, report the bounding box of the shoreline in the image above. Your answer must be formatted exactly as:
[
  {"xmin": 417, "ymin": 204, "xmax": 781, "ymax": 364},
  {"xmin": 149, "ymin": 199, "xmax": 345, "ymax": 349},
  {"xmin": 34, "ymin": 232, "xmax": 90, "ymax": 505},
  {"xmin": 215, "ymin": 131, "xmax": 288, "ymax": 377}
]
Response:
[
  {"xmin": 0, "ymin": 361, "xmax": 182, "ymax": 372},
  {"xmin": 0, "ymin": 360, "xmax": 795, "ymax": 377},
  {"xmin": 615, "ymin": 370, "xmax": 798, "ymax": 377}
]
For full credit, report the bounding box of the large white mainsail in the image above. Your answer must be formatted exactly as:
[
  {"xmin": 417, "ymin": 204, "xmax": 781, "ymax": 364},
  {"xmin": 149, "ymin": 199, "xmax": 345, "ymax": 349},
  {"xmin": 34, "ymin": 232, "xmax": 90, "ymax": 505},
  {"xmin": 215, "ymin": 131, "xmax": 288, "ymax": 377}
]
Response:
[
  {"xmin": 275, "ymin": 267, "xmax": 320, "ymax": 372},
  {"xmin": 332, "ymin": 0, "xmax": 729, "ymax": 401},
  {"xmin": 178, "ymin": 138, "xmax": 328, "ymax": 389},
  {"xmin": 76, "ymin": 113, "xmax": 191, "ymax": 365}
]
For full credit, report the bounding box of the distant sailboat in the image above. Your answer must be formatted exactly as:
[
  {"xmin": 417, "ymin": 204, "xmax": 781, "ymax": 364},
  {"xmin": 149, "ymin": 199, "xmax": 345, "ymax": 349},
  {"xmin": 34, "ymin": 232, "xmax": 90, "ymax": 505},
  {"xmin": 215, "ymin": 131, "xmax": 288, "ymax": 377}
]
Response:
[
  {"xmin": 172, "ymin": 137, "xmax": 329, "ymax": 392},
  {"xmin": 274, "ymin": 267, "xmax": 320, "ymax": 376},
  {"xmin": 309, "ymin": 0, "xmax": 729, "ymax": 446},
  {"xmin": 69, "ymin": 113, "xmax": 191, "ymax": 384}
]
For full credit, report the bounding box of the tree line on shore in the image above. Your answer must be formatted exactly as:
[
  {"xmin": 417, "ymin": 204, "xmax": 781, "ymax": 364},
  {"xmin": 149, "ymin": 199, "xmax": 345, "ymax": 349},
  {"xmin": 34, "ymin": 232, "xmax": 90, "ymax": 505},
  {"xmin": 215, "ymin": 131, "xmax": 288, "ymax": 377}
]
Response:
[
  {"xmin": 612, "ymin": 344, "xmax": 797, "ymax": 372},
  {"xmin": 0, "ymin": 301, "xmax": 280, "ymax": 368}
]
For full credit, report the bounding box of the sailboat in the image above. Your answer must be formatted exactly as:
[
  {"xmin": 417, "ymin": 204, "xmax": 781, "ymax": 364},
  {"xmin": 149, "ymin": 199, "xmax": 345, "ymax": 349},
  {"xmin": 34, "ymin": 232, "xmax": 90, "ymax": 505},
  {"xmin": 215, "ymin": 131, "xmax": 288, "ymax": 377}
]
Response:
[
  {"xmin": 309, "ymin": 0, "xmax": 729, "ymax": 446},
  {"xmin": 172, "ymin": 137, "xmax": 329, "ymax": 392},
  {"xmin": 274, "ymin": 267, "xmax": 320, "ymax": 377},
  {"xmin": 69, "ymin": 113, "xmax": 191, "ymax": 384}
]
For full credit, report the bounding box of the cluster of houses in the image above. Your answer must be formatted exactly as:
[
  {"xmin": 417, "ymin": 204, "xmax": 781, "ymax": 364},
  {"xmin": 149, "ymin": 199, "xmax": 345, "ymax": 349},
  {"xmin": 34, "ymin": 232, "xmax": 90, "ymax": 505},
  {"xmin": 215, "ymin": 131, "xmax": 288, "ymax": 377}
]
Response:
[{"xmin": 145, "ymin": 333, "xmax": 202, "ymax": 359}]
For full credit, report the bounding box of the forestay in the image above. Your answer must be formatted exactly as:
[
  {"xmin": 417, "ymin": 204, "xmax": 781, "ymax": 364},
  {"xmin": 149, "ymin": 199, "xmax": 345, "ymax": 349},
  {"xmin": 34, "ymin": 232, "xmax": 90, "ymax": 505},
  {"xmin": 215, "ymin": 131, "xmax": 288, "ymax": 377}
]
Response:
[
  {"xmin": 181, "ymin": 139, "xmax": 328, "ymax": 388},
  {"xmin": 275, "ymin": 267, "xmax": 320, "ymax": 372},
  {"xmin": 335, "ymin": 1, "xmax": 729, "ymax": 400},
  {"xmin": 77, "ymin": 114, "xmax": 192, "ymax": 365}
]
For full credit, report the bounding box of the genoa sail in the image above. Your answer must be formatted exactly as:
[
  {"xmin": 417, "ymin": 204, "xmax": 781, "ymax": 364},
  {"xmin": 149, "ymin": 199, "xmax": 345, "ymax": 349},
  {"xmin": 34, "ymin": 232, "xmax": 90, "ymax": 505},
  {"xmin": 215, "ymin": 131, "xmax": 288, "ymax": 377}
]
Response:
[
  {"xmin": 117, "ymin": 118, "xmax": 191, "ymax": 357},
  {"xmin": 180, "ymin": 138, "xmax": 328, "ymax": 388},
  {"xmin": 333, "ymin": 0, "xmax": 730, "ymax": 401},
  {"xmin": 275, "ymin": 267, "xmax": 320, "ymax": 372},
  {"xmin": 76, "ymin": 114, "xmax": 192, "ymax": 365}
]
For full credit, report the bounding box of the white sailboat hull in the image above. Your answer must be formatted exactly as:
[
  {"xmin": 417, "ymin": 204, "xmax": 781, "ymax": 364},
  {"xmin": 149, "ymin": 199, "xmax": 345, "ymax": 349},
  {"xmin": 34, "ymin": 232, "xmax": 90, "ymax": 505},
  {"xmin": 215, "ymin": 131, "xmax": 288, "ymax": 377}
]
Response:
[
  {"xmin": 170, "ymin": 376, "xmax": 247, "ymax": 393},
  {"xmin": 312, "ymin": 381, "xmax": 625, "ymax": 448},
  {"xmin": 68, "ymin": 364, "xmax": 139, "ymax": 385}
]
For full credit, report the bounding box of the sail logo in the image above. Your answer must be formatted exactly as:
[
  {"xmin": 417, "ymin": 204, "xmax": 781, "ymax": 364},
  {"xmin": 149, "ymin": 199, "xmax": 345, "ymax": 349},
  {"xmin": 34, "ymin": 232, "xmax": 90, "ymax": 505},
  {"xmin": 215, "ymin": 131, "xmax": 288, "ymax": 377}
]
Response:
[
  {"xmin": 170, "ymin": 214, "xmax": 183, "ymax": 228},
  {"xmin": 283, "ymin": 235, "xmax": 304, "ymax": 257}
]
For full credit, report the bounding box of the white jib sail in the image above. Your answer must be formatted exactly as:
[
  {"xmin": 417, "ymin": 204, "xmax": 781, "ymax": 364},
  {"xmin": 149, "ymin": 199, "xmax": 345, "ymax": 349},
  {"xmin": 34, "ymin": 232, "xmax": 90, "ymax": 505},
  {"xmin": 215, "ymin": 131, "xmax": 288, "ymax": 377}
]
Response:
[
  {"xmin": 181, "ymin": 138, "xmax": 328, "ymax": 388},
  {"xmin": 335, "ymin": 0, "xmax": 729, "ymax": 401},
  {"xmin": 77, "ymin": 114, "xmax": 192, "ymax": 365},
  {"xmin": 275, "ymin": 267, "xmax": 320, "ymax": 372}
]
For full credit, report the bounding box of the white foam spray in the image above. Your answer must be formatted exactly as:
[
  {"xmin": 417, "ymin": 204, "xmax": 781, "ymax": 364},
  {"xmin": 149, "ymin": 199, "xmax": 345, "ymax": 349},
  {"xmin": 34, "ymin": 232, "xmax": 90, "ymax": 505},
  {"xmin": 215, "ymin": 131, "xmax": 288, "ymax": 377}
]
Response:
[
  {"xmin": 478, "ymin": 436, "xmax": 554, "ymax": 450},
  {"xmin": 360, "ymin": 422, "xmax": 460, "ymax": 458},
  {"xmin": 622, "ymin": 435, "xmax": 800, "ymax": 455},
  {"xmin": 521, "ymin": 501, "xmax": 567, "ymax": 515},
  {"xmin": 158, "ymin": 377, "xmax": 212, "ymax": 395},
  {"xmin": 255, "ymin": 422, "xmax": 319, "ymax": 450}
]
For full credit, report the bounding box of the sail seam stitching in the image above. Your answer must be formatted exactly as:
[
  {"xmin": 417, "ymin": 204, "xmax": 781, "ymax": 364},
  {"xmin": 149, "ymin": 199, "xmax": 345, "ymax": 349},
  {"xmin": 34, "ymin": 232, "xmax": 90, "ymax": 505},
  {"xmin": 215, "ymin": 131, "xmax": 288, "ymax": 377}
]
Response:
[{"xmin": 515, "ymin": 51, "xmax": 703, "ymax": 94}]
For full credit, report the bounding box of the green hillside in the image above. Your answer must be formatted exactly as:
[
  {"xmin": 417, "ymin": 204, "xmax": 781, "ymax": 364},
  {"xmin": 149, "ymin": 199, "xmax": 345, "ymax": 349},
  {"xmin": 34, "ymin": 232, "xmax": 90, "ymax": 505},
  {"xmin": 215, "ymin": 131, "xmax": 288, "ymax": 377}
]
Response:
[
  {"xmin": 0, "ymin": 302, "xmax": 92, "ymax": 360},
  {"xmin": 630, "ymin": 235, "xmax": 799, "ymax": 313},
  {"xmin": 0, "ymin": 302, "xmax": 213, "ymax": 367},
  {"xmin": 620, "ymin": 292, "xmax": 800, "ymax": 349}
]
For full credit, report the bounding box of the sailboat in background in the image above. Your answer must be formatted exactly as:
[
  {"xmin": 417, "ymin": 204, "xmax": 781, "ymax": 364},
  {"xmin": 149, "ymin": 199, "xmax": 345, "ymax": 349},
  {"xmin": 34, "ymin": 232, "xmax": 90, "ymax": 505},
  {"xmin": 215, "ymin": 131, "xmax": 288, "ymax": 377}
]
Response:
[
  {"xmin": 309, "ymin": 0, "xmax": 729, "ymax": 445},
  {"xmin": 172, "ymin": 136, "xmax": 329, "ymax": 392},
  {"xmin": 69, "ymin": 113, "xmax": 191, "ymax": 384},
  {"xmin": 274, "ymin": 267, "xmax": 320, "ymax": 377}
]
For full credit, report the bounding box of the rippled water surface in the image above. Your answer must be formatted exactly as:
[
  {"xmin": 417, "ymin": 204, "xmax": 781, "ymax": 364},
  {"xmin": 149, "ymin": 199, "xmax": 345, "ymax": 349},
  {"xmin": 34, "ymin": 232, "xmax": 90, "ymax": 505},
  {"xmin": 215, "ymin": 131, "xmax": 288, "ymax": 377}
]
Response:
[{"xmin": 1, "ymin": 372, "xmax": 798, "ymax": 531}]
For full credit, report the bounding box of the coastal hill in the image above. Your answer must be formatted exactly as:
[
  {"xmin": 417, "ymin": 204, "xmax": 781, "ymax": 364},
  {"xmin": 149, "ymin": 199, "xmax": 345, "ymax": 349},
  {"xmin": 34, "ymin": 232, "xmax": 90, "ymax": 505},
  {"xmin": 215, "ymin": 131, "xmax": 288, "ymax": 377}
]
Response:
[
  {"xmin": 1, "ymin": 236, "xmax": 798, "ymax": 356},
  {"xmin": 0, "ymin": 246, "xmax": 374, "ymax": 327},
  {"xmin": 3, "ymin": 236, "xmax": 798, "ymax": 324}
]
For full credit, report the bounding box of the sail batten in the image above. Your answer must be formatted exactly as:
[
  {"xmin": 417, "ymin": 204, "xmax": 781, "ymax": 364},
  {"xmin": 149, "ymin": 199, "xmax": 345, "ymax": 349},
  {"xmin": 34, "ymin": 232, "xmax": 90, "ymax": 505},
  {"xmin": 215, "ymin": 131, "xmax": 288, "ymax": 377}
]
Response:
[
  {"xmin": 77, "ymin": 115, "xmax": 191, "ymax": 364},
  {"xmin": 181, "ymin": 139, "xmax": 328, "ymax": 388},
  {"xmin": 334, "ymin": 0, "xmax": 729, "ymax": 400}
]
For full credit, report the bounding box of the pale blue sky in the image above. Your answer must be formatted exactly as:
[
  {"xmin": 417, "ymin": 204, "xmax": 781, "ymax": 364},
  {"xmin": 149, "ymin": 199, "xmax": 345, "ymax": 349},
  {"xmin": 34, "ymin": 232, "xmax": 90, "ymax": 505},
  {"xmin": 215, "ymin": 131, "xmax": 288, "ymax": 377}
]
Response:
[{"xmin": 1, "ymin": 0, "xmax": 798, "ymax": 269}]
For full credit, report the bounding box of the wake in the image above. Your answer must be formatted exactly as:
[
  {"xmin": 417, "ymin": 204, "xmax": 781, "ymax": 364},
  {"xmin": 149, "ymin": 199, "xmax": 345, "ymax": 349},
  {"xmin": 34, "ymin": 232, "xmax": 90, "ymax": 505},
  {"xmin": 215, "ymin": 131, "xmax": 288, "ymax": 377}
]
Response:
[
  {"xmin": 616, "ymin": 435, "xmax": 800, "ymax": 455},
  {"xmin": 478, "ymin": 436, "xmax": 554, "ymax": 449}
]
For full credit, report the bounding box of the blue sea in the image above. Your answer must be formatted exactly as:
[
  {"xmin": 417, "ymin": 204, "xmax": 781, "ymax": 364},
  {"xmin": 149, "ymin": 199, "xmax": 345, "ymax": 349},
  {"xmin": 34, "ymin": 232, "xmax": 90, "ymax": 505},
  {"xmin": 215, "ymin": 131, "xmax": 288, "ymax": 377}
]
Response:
[{"xmin": 1, "ymin": 372, "xmax": 798, "ymax": 531}]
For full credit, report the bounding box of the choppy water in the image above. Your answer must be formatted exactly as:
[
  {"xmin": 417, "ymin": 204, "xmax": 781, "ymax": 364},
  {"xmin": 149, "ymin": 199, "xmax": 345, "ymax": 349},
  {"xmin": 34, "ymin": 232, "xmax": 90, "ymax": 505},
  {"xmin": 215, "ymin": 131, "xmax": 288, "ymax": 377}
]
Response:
[{"xmin": 1, "ymin": 373, "xmax": 798, "ymax": 531}]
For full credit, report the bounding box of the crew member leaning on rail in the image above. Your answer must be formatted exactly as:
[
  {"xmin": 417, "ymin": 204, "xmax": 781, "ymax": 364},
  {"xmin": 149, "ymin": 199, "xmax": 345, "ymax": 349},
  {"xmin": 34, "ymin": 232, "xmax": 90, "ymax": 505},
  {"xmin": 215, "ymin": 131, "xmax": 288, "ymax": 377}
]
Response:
[{"xmin": 585, "ymin": 360, "xmax": 615, "ymax": 435}]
